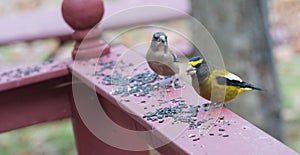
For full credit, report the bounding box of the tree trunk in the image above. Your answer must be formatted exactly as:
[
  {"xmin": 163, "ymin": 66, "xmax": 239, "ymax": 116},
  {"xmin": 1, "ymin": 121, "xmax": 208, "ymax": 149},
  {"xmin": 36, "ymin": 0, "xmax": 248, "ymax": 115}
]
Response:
[{"xmin": 191, "ymin": 0, "xmax": 283, "ymax": 140}]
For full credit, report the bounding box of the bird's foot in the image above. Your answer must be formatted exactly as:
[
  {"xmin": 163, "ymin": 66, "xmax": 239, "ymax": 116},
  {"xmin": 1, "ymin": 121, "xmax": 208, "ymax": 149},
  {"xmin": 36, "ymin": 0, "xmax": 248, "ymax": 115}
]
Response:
[
  {"xmin": 170, "ymin": 76, "xmax": 181, "ymax": 89},
  {"xmin": 211, "ymin": 102, "xmax": 224, "ymax": 109},
  {"xmin": 203, "ymin": 102, "xmax": 224, "ymax": 111},
  {"xmin": 158, "ymin": 76, "xmax": 180, "ymax": 89}
]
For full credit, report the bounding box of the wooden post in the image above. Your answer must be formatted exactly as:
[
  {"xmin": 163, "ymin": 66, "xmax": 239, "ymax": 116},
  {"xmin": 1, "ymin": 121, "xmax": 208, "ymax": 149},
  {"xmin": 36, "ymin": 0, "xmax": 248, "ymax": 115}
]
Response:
[
  {"xmin": 62, "ymin": 0, "xmax": 110, "ymax": 60},
  {"xmin": 61, "ymin": 0, "xmax": 150, "ymax": 154}
]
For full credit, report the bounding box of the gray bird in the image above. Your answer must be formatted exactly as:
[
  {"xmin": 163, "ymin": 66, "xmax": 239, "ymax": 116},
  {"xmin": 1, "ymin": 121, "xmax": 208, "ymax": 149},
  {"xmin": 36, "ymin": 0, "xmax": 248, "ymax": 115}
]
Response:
[{"xmin": 146, "ymin": 32, "xmax": 179, "ymax": 87}]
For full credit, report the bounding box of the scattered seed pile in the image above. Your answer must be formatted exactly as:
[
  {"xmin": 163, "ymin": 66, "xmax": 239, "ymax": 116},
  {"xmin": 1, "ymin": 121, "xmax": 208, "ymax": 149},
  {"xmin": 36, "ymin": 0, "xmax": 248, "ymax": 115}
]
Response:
[
  {"xmin": 0, "ymin": 59, "xmax": 67, "ymax": 82},
  {"xmin": 0, "ymin": 66, "xmax": 41, "ymax": 80},
  {"xmin": 105, "ymin": 72, "xmax": 160, "ymax": 97},
  {"xmin": 94, "ymin": 59, "xmax": 205, "ymax": 128},
  {"xmin": 94, "ymin": 57, "xmax": 234, "ymax": 141},
  {"xmin": 94, "ymin": 59, "xmax": 181, "ymax": 97},
  {"xmin": 143, "ymin": 103, "xmax": 201, "ymax": 126}
]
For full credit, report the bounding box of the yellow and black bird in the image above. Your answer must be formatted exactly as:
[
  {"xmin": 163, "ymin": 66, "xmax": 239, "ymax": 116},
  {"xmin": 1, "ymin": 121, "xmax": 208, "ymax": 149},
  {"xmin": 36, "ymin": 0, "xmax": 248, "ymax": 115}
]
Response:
[
  {"xmin": 186, "ymin": 56, "xmax": 261, "ymax": 105},
  {"xmin": 146, "ymin": 32, "xmax": 179, "ymax": 86}
]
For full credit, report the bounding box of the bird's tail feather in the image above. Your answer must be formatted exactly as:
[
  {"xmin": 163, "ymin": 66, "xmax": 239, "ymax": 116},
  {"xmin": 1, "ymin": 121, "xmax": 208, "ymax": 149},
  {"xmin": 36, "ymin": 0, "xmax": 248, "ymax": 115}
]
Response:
[{"xmin": 243, "ymin": 83, "xmax": 262, "ymax": 91}]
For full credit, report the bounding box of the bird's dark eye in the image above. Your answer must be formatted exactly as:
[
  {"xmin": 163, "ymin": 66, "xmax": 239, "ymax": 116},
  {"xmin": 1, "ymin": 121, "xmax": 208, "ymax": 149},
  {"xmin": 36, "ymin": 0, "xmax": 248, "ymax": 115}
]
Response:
[{"xmin": 153, "ymin": 34, "xmax": 159, "ymax": 39}]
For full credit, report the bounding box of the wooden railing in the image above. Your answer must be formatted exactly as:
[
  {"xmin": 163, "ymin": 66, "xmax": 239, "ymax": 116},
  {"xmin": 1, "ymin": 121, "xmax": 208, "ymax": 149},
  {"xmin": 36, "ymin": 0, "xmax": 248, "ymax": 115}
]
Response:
[{"xmin": 0, "ymin": 0, "xmax": 298, "ymax": 154}]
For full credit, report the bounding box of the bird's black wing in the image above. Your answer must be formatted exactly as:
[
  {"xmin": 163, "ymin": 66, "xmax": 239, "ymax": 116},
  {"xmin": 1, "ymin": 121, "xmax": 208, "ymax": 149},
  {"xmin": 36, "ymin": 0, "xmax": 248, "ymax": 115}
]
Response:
[{"xmin": 216, "ymin": 76, "xmax": 262, "ymax": 90}]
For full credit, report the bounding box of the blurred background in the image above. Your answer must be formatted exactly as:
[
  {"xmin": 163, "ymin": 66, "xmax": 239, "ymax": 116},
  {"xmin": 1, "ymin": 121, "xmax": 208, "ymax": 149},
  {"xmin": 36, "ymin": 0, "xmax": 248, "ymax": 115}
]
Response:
[{"xmin": 0, "ymin": 0, "xmax": 299, "ymax": 154}]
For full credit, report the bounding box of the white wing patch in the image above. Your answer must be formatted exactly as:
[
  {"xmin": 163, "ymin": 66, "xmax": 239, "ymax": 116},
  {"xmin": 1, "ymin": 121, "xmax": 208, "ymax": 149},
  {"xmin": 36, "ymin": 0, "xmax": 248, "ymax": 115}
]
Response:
[{"xmin": 225, "ymin": 73, "xmax": 243, "ymax": 82}]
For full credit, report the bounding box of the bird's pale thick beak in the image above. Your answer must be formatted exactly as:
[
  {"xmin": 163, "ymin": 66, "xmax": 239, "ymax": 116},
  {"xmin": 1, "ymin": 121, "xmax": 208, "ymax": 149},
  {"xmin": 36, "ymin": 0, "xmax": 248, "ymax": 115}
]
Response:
[
  {"xmin": 186, "ymin": 64, "xmax": 197, "ymax": 75},
  {"xmin": 160, "ymin": 36, "xmax": 167, "ymax": 45}
]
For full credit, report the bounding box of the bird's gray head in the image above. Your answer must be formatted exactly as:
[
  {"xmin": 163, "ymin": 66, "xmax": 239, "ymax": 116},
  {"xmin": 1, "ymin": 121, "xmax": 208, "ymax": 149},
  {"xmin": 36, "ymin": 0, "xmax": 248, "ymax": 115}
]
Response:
[{"xmin": 150, "ymin": 32, "xmax": 168, "ymax": 52}]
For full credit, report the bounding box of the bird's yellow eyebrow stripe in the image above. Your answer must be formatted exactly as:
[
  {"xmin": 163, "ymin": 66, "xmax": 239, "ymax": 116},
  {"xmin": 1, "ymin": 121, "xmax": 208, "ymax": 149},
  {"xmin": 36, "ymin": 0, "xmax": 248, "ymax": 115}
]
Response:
[{"xmin": 189, "ymin": 59, "xmax": 203, "ymax": 67}]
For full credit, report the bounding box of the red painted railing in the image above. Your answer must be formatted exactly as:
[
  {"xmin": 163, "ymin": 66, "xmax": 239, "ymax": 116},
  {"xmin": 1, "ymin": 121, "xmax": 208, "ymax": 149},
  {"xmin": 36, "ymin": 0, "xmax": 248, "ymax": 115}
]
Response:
[{"xmin": 0, "ymin": 0, "xmax": 299, "ymax": 155}]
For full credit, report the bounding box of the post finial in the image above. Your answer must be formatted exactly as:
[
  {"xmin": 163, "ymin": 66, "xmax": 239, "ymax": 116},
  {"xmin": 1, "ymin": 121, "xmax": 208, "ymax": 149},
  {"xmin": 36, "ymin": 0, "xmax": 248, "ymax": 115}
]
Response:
[{"xmin": 62, "ymin": 0, "xmax": 110, "ymax": 60}]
